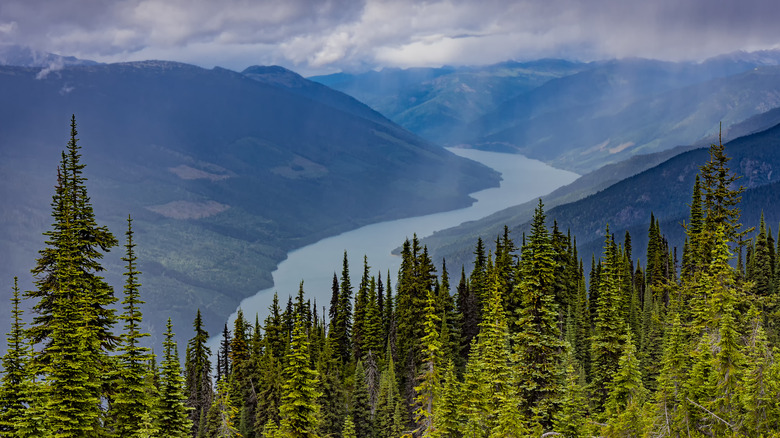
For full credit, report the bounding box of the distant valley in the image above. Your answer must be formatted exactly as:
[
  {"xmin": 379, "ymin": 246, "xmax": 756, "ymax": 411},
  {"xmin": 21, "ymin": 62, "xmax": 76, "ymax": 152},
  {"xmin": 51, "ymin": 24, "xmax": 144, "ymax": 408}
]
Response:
[{"xmin": 0, "ymin": 59, "xmax": 498, "ymax": 343}]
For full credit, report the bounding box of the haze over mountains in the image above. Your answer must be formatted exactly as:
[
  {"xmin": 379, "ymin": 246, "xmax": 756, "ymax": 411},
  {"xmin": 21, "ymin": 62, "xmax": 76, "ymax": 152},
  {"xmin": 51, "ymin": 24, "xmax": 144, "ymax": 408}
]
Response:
[
  {"xmin": 5, "ymin": 47, "xmax": 780, "ymax": 344},
  {"xmin": 0, "ymin": 57, "xmax": 497, "ymax": 342},
  {"xmin": 314, "ymin": 50, "xmax": 780, "ymax": 172}
]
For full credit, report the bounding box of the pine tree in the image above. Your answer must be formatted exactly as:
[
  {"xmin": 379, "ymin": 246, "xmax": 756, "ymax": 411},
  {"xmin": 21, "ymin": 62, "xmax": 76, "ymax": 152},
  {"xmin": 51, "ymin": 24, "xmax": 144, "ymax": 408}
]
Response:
[
  {"xmin": 279, "ymin": 311, "xmax": 319, "ymax": 438},
  {"xmin": 513, "ymin": 199, "xmax": 564, "ymax": 426},
  {"xmin": 603, "ymin": 332, "xmax": 648, "ymax": 437},
  {"xmin": 375, "ymin": 345, "xmax": 401, "ymax": 438},
  {"xmin": 653, "ymin": 312, "xmax": 691, "ymax": 436},
  {"xmin": 112, "ymin": 217, "xmax": 156, "ymax": 437},
  {"xmin": 351, "ymin": 361, "xmax": 372, "ymax": 438},
  {"xmin": 209, "ymin": 379, "xmax": 240, "ymax": 438},
  {"xmin": 0, "ymin": 278, "xmax": 29, "ymax": 436},
  {"xmin": 185, "ymin": 309, "xmax": 213, "ymax": 437},
  {"xmin": 27, "ymin": 116, "xmax": 119, "ymax": 437},
  {"xmin": 553, "ymin": 346, "xmax": 587, "ymax": 438},
  {"xmin": 341, "ymin": 415, "xmax": 357, "ymax": 438},
  {"xmin": 156, "ymin": 318, "xmax": 192, "ymax": 437},
  {"xmin": 315, "ymin": 337, "xmax": 344, "ymax": 438},
  {"xmin": 740, "ymin": 307, "xmax": 777, "ymax": 435},
  {"xmin": 414, "ymin": 287, "xmax": 442, "ymax": 435},
  {"xmin": 590, "ymin": 225, "xmax": 628, "ymax": 414}
]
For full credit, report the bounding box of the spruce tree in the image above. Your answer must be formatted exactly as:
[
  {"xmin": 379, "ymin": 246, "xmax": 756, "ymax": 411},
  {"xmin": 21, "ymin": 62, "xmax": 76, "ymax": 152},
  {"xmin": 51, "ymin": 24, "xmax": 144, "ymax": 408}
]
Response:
[
  {"xmin": 156, "ymin": 318, "xmax": 192, "ymax": 437},
  {"xmin": 590, "ymin": 225, "xmax": 628, "ymax": 414},
  {"xmin": 279, "ymin": 311, "xmax": 319, "ymax": 438},
  {"xmin": 27, "ymin": 116, "xmax": 119, "ymax": 437},
  {"xmin": 351, "ymin": 361, "xmax": 372, "ymax": 438},
  {"xmin": 513, "ymin": 199, "xmax": 564, "ymax": 426},
  {"xmin": 185, "ymin": 309, "xmax": 213, "ymax": 437},
  {"xmin": 112, "ymin": 217, "xmax": 156, "ymax": 437},
  {"xmin": 0, "ymin": 278, "xmax": 29, "ymax": 436},
  {"xmin": 603, "ymin": 332, "xmax": 648, "ymax": 437}
]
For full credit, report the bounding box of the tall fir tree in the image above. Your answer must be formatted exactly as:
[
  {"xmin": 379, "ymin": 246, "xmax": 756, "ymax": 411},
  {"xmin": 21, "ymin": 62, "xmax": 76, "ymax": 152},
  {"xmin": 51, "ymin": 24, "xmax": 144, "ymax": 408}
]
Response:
[
  {"xmin": 279, "ymin": 311, "xmax": 319, "ymax": 438},
  {"xmin": 112, "ymin": 216, "xmax": 156, "ymax": 437},
  {"xmin": 185, "ymin": 309, "xmax": 213, "ymax": 438},
  {"xmin": 156, "ymin": 318, "xmax": 192, "ymax": 437},
  {"xmin": 0, "ymin": 278, "xmax": 29, "ymax": 436},
  {"xmin": 513, "ymin": 199, "xmax": 564, "ymax": 427}
]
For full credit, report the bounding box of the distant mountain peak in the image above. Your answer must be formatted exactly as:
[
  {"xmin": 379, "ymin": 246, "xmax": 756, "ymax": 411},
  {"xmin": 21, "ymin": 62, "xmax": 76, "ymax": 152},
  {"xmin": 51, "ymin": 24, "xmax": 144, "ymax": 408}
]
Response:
[{"xmin": 0, "ymin": 44, "xmax": 98, "ymax": 67}]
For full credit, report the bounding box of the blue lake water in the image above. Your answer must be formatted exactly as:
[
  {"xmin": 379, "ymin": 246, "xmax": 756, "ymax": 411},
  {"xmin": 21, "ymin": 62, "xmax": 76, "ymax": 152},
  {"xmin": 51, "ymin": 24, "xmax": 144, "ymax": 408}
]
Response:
[{"xmin": 210, "ymin": 148, "xmax": 579, "ymax": 347}]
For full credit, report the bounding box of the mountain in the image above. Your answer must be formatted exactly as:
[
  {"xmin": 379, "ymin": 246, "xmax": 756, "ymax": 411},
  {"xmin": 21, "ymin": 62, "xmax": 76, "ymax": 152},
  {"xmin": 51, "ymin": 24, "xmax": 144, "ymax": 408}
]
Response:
[
  {"xmin": 477, "ymin": 63, "xmax": 780, "ymax": 172},
  {"xmin": 310, "ymin": 59, "xmax": 587, "ymax": 144},
  {"xmin": 0, "ymin": 44, "xmax": 98, "ymax": 68},
  {"xmin": 314, "ymin": 51, "xmax": 780, "ymax": 174},
  {"xmin": 425, "ymin": 121, "xmax": 780, "ymax": 274},
  {"xmin": 0, "ymin": 61, "xmax": 499, "ymax": 343}
]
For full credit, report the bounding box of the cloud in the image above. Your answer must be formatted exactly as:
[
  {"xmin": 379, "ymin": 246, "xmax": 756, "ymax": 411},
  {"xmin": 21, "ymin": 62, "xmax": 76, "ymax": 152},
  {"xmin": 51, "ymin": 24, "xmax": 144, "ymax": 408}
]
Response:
[
  {"xmin": 36, "ymin": 58, "xmax": 64, "ymax": 79},
  {"xmin": 1, "ymin": 0, "xmax": 780, "ymax": 74}
]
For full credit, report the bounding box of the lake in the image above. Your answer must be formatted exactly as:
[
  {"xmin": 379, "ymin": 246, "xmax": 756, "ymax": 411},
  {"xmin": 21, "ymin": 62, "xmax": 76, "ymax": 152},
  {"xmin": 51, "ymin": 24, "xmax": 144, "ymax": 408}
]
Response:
[{"xmin": 211, "ymin": 148, "xmax": 579, "ymax": 345}]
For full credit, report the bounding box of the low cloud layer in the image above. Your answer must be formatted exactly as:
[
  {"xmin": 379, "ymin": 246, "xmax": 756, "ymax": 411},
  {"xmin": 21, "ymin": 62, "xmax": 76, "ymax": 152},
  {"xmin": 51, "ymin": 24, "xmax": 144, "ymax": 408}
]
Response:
[{"xmin": 2, "ymin": 0, "xmax": 779, "ymax": 74}]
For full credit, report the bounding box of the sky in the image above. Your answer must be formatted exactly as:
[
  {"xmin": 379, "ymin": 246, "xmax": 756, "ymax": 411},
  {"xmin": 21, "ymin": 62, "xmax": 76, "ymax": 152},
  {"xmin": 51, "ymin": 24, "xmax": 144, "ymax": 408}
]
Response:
[{"xmin": 1, "ymin": 0, "xmax": 779, "ymax": 76}]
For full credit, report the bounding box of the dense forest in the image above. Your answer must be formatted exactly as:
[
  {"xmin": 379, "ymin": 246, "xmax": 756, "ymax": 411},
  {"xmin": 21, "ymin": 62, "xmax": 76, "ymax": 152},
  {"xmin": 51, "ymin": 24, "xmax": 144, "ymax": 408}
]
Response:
[{"xmin": 2, "ymin": 117, "xmax": 780, "ymax": 438}]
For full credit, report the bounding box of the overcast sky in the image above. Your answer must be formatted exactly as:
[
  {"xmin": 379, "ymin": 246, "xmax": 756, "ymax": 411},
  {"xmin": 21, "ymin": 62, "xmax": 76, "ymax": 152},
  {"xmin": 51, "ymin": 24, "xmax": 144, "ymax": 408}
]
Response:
[{"xmin": 1, "ymin": 0, "xmax": 779, "ymax": 76}]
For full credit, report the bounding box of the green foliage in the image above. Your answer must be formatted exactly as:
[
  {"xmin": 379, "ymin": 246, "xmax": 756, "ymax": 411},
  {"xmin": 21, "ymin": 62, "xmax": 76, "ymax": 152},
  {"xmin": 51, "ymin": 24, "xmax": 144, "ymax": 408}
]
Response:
[
  {"xmin": 112, "ymin": 217, "xmax": 157, "ymax": 437},
  {"xmin": 156, "ymin": 318, "xmax": 192, "ymax": 437},
  {"xmin": 279, "ymin": 311, "xmax": 319, "ymax": 438},
  {"xmin": 185, "ymin": 309, "xmax": 213, "ymax": 437},
  {"xmin": 513, "ymin": 199, "xmax": 564, "ymax": 426},
  {"xmin": 0, "ymin": 278, "xmax": 29, "ymax": 436}
]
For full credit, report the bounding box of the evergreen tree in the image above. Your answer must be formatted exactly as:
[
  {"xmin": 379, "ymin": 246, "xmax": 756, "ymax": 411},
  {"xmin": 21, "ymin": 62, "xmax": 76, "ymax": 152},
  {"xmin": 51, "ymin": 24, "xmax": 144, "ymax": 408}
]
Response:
[
  {"xmin": 553, "ymin": 347, "xmax": 587, "ymax": 438},
  {"xmin": 185, "ymin": 309, "xmax": 213, "ymax": 437},
  {"xmin": 334, "ymin": 251, "xmax": 353, "ymax": 362},
  {"xmin": 341, "ymin": 416, "xmax": 357, "ymax": 438},
  {"xmin": 603, "ymin": 333, "xmax": 648, "ymax": 437},
  {"xmin": 590, "ymin": 225, "xmax": 628, "ymax": 414},
  {"xmin": 112, "ymin": 217, "xmax": 156, "ymax": 437},
  {"xmin": 414, "ymin": 287, "xmax": 441, "ymax": 435},
  {"xmin": 315, "ymin": 337, "xmax": 344, "ymax": 438},
  {"xmin": 28, "ymin": 116, "xmax": 118, "ymax": 437},
  {"xmin": 0, "ymin": 278, "xmax": 29, "ymax": 436},
  {"xmin": 279, "ymin": 311, "xmax": 319, "ymax": 438},
  {"xmin": 156, "ymin": 318, "xmax": 192, "ymax": 437},
  {"xmin": 513, "ymin": 199, "xmax": 564, "ymax": 426},
  {"xmin": 351, "ymin": 361, "xmax": 372, "ymax": 438},
  {"xmin": 208, "ymin": 379, "xmax": 240, "ymax": 438}
]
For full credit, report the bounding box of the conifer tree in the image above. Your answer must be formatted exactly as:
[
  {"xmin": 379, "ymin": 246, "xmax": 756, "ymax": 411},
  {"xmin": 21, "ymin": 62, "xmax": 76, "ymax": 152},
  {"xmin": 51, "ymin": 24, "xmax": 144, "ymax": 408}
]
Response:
[
  {"xmin": 513, "ymin": 199, "xmax": 563, "ymax": 426},
  {"xmin": 375, "ymin": 345, "xmax": 401, "ymax": 438},
  {"xmin": 334, "ymin": 251, "xmax": 353, "ymax": 362},
  {"xmin": 0, "ymin": 278, "xmax": 29, "ymax": 436},
  {"xmin": 653, "ymin": 312, "xmax": 691, "ymax": 436},
  {"xmin": 279, "ymin": 311, "xmax": 319, "ymax": 438},
  {"xmin": 414, "ymin": 287, "xmax": 442, "ymax": 435},
  {"xmin": 185, "ymin": 309, "xmax": 213, "ymax": 437},
  {"xmin": 112, "ymin": 217, "xmax": 156, "ymax": 438},
  {"xmin": 27, "ymin": 116, "xmax": 119, "ymax": 437},
  {"xmin": 351, "ymin": 361, "xmax": 372, "ymax": 438},
  {"xmin": 603, "ymin": 332, "xmax": 648, "ymax": 436},
  {"xmin": 315, "ymin": 337, "xmax": 344, "ymax": 438},
  {"xmin": 208, "ymin": 379, "xmax": 240, "ymax": 438},
  {"xmin": 553, "ymin": 346, "xmax": 587, "ymax": 437},
  {"xmin": 740, "ymin": 307, "xmax": 778, "ymax": 435},
  {"xmin": 341, "ymin": 415, "xmax": 357, "ymax": 438},
  {"xmin": 590, "ymin": 225, "xmax": 628, "ymax": 413},
  {"xmin": 156, "ymin": 318, "xmax": 192, "ymax": 437}
]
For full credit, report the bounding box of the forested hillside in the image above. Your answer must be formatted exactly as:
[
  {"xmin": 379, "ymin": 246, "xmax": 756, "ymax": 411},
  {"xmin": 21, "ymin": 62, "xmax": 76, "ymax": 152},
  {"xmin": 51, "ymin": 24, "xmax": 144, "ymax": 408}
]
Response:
[
  {"xmin": 3, "ymin": 116, "xmax": 780, "ymax": 437},
  {"xmin": 0, "ymin": 62, "xmax": 498, "ymax": 345}
]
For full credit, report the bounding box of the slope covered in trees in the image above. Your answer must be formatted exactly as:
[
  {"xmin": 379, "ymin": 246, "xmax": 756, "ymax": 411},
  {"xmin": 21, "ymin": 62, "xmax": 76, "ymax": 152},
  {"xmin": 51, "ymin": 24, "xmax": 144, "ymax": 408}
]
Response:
[
  {"xmin": 0, "ymin": 63, "xmax": 499, "ymax": 345},
  {"xmin": 4, "ymin": 117, "xmax": 780, "ymax": 437}
]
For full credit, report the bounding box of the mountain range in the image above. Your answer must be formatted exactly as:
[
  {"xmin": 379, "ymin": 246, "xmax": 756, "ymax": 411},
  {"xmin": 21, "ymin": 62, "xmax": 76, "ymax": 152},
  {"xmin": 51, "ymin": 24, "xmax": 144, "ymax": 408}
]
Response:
[
  {"xmin": 423, "ymin": 115, "xmax": 780, "ymax": 277},
  {"xmin": 314, "ymin": 51, "xmax": 780, "ymax": 173},
  {"xmin": 0, "ymin": 59, "xmax": 498, "ymax": 343}
]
